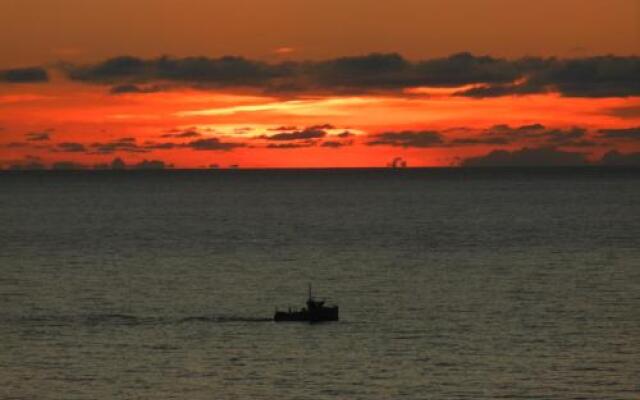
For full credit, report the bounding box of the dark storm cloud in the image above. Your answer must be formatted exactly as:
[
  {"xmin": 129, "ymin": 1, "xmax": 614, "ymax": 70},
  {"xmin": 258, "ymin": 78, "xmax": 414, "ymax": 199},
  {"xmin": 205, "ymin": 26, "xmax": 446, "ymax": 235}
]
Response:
[
  {"xmin": 597, "ymin": 127, "xmax": 640, "ymax": 140},
  {"xmin": 367, "ymin": 131, "xmax": 444, "ymax": 148},
  {"xmin": 0, "ymin": 67, "xmax": 49, "ymax": 83},
  {"xmin": 61, "ymin": 53, "xmax": 640, "ymax": 97},
  {"xmin": 461, "ymin": 147, "xmax": 588, "ymax": 167},
  {"xmin": 25, "ymin": 132, "xmax": 51, "ymax": 141},
  {"xmin": 186, "ymin": 138, "xmax": 245, "ymax": 151}
]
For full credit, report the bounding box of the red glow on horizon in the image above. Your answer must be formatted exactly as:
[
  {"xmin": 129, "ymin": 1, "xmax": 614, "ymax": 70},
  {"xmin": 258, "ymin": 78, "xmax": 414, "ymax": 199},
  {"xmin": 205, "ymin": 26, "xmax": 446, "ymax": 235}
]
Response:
[{"xmin": 1, "ymin": 82, "xmax": 639, "ymax": 169}]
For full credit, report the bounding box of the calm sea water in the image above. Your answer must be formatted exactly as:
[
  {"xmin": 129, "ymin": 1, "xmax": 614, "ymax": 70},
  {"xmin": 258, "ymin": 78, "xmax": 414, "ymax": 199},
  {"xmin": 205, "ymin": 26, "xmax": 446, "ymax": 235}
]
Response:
[{"xmin": 1, "ymin": 168, "xmax": 638, "ymax": 399}]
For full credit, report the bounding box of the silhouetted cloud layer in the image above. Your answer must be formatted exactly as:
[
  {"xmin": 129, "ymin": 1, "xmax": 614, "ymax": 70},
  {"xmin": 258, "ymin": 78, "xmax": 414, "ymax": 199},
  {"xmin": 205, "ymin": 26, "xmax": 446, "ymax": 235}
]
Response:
[
  {"xmin": 366, "ymin": 125, "xmax": 604, "ymax": 149},
  {"xmin": 264, "ymin": 128, "xmax": 327, "ymax": 141},
  {"xmin": 461, "ymin": 147, "xmax": 588, "ymax": 167},
  {"xmin": 0, "ymin": 67, "xmax": 49, "ymax": 83},
  {"xmin": 186, "ymin": 138, "xmax": 245, "ymax": 151},
  {"xmin": 598, "ymin": 127, "xmax": 640, "ymax": 139},
  {"xmin": 160, "ymin": 130, "xmax": 201, "ymax": 139},
  {"xmin": 55, "ymin": 142, "xmax": 87, "ymax": 153},
  {"xmin": 61, "ymin": 53, "xmax": 640, "ymax": 97},
  {"xmin": 368, "ymin": 131, "xmax": 444, "ymax": 147},
  {"xmin": 109, "ymin": 84, "xmax": 165, "ymax": 94}
]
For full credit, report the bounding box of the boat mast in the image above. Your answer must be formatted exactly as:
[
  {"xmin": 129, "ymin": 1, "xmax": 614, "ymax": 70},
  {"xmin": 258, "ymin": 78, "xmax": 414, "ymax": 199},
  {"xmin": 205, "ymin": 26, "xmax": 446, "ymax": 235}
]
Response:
[{"xmin": 308, "ymin": 283, "xmax": 312, "ymax": 300}]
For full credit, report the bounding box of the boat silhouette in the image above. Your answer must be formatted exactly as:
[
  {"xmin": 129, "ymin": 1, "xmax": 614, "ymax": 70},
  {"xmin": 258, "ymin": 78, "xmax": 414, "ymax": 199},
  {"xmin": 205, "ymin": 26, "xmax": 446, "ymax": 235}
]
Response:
[{"xmin": 274, "ymin": 284, "xmax": 339, "ymax": 323}]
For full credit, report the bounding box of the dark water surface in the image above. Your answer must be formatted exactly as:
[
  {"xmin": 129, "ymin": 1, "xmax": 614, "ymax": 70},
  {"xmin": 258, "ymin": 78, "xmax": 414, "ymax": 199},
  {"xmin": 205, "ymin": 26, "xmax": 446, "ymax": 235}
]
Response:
[{"xmin": 1, "ymin": 168, "xmax": 639, "ymax": 399}]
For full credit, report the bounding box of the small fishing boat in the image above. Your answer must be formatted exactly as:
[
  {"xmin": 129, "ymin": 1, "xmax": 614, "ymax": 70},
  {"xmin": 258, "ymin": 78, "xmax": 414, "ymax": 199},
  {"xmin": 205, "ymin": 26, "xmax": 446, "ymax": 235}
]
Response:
[{"xmin": 274, "ymin": 284, "xmax": 339, "ymax": 323}]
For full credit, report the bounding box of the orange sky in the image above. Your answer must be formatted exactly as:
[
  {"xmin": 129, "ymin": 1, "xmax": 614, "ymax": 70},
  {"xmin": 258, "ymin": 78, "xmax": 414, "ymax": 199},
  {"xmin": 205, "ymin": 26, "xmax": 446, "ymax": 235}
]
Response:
[
  {"xmin": 1, "ymin": 0, "xmax": 638, "ymax": 67},
  {"xmin": 1, "ymin": 0, "xmax": 639, "ymax": 169}
]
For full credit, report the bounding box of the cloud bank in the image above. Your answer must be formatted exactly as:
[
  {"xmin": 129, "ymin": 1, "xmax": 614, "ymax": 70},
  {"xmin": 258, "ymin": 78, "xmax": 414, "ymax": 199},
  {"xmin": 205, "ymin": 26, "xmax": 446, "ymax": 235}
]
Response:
[
  {"xmin": 60, "ymin": 53, "xmax": 640, "ymax": 98},
  {"xmin": 0, "ymin": 67, "xmax": 49, "ymax": 83}
]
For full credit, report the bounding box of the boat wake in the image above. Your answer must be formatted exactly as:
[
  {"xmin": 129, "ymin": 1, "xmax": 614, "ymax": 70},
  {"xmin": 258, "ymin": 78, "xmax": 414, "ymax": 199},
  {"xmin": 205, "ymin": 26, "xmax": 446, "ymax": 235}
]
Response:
[
  {"xmin": 179, "ymin": 316, "xmax": 272, "ymax": 323},
  {"xmin": 5, "ymin": 313, "xmax": 272, "ymax": 327}
]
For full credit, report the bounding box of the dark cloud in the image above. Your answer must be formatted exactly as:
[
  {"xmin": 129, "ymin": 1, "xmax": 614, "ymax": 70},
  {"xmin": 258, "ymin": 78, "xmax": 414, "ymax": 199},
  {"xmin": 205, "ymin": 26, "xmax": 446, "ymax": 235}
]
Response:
[
  {"xmin": 308, "ymin": 123, "xmax": 335, "ymax": 130},
  {"xmin": 264, "ymin": 127, "xmax": 327, "ymax": 141},
  {"xmin": 92, "ymin": 136, "xmax": 243, "ymax": 152},
  {"xmin": 414, "ymin": 52, "xmax": 521, "ymax": 87},
  {"xmin": 26, "ymin": 132, "xmax": 51, "ymax": 141},
  {"xmin": 67, "ymin": 55, "xmax": 286, "ymax": 87},
  {"xmin": 60, "ymin": 53, "xmax": 640, "ymax": 97},
  {"xmin": 461, "ymin": 147, "xmax": 588, "ymax": 167},
  {"xmin": 309, "ymin": 53, "xmax": 411, "ymax": 89},
  {"xmin": 534, "ymin": 56, "xmax": 640, "ymax": 98},
  {"xmin": 487, "ymin": 123, "xmax": 546, "ymax": 135},
  {"xmin": 337, "ymin": 131, "xmax": 354, "ymax": 138},
  {"xmin": 468, "ymin": 125, "xmax": 593, "ymax": 147},
  {"xmin": 600, "ymin": 150, "xmax": 640, "ymax": 166},
  {"xmin": 267, "ymin": 142, "xmax": 316, "ymax": 149},
  {"xmin": 89, "ymin": 138, "xmax": 147, "ymax": 154},
  {"xmin": 559, "ymin": 140, "xmax": 600, "ymax": 148},
  {"xmin": 160, "ymin": 130, "xmax": 201, "ymax": 139},
  {"xmin": 186, "ymin": 138, "xmax": 245, "ymax": 151},
  {"xmin": 451, "ymin": 137, "xmax": 511, "ymax": 146},
  {"xmin": 367, "ymin": 131, "xmax": 444, "ymax": 148},
  {"xmin": 56, "ymin": 142, "xmax": 87, "ymax": 153},
  {"xmin": 268, "ymin": 126, "xmax": 298, "ymax": 131},
  {"xmin": 5, "ymin": 142, "xmax": 28, "ymax": 148},
  {"xmin": 321, "ymin": 140, "xmax": 353, "ymax": 148},
  {"xmin": 109, "ymin": 84, "xmax": 165, "ymax": 94},
  {"xmin": 542, "ymin": 128, "xmax": 586, "ymax": 144},
  {"xmin": 456, "ymin": 56, "xmax": 640, "ymax": 98},
  {"xmin": 597, "ymin": 127, "xmax": 640, "ymax": 140},
  {"xmin": 143, "ymin": 141, "xmax": 178, "ymax": 150},
  {"xmin": 0, "ymin": 67, "xmax": 49, "ymax": 83}
]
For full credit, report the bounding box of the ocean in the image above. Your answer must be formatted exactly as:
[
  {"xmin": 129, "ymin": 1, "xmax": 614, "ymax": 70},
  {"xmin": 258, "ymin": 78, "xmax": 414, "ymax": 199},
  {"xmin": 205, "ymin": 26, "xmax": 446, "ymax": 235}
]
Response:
[{"xmin": 1, "ymin": 168, "xmax": 638, "ymax": 399}]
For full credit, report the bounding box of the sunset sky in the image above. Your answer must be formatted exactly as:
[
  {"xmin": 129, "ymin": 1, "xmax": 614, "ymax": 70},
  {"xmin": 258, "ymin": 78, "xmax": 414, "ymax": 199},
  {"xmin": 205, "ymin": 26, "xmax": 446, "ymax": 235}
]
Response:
[{"xmin": 1, "ymin": 0, "xmax": 639, "ymax": 168}]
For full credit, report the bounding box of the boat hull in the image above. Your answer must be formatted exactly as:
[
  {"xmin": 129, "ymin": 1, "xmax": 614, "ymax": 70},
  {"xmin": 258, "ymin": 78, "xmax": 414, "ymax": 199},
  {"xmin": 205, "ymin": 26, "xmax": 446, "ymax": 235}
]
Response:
[{"xmin": 274, "ymin": 306, "xmax": 339, "ymax": 322}]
